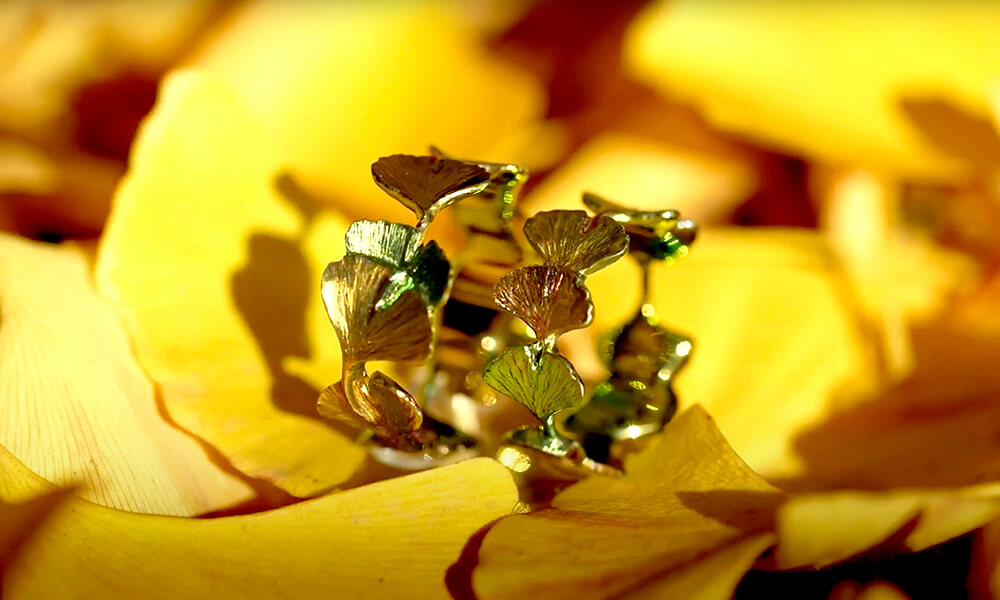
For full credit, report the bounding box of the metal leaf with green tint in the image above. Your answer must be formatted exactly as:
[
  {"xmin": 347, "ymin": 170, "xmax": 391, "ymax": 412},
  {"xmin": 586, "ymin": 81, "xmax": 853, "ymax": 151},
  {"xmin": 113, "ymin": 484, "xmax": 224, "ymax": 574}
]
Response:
[
  {"xmin": 321, "ymin": 255, "xmax": 433, "ymax": 365},
  {"xmin": 371, "ymin": 154, "xmax": 491, "ymax": 223},
  {"xmin": 344, "ymin": 220, "xmax": 421, "ymax": 266},
  {"xmin": 493, "ymin": 265, "xmax": 593, "ymax": 339},
  {"xmin": 430, "ymin": 145, "xmax": 527, "ymax": 232},
  {"xmin": 523, "ymin": 210, "xmax": 628, "ymax": 275},
  {"xmin": 582, "ymin": 192, "xmax": 697, "ymax": 261},
  {"xmin": 483, "ymin": 346, "xmax": 584, "ymax": 420},
  {"xmin": 344, "ymin": 220, "xmax": 451, "ymax": 309}
]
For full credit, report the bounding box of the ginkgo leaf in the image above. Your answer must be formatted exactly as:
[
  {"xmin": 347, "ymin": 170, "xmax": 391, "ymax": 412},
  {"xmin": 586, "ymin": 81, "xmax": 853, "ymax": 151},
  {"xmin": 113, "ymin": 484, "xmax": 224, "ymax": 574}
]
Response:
[
  {"xmin": 586, "ymin": 227, "xmax": 880, "ymax": 478},
  {"xmin": 371, "ymin": 154, "xmax": 490, "ymax": 223},
  {"xmin": 94, "ymin": 70, "xmax": 366, "ymax": 497},
  {"xmin": 523, "ymin": 210, "xmax": 628, "ymax": 275},
  {"xmin": 319, "ymin": 372, "xmax": 423, "ymax": 450},
  {"xmin": 0, "ymin": 445, "xmax": 520, "ymax": 600},
  {"xmin": 520, "ymin": 133, "xmax": 756, "ymax": 225},
  {"xmin": 582, "ymin": 192, "xmax": 696, "ymax": 262},
  {"xmin": 774, "ymin": 485, "xmax": 1000, "ymax": 570},
  {"xmin": 187, "ymin": 1, "xmax": 546, "ymax": 223},
  {"xmin": 344, "ymin": 220, "xmax": 422, "ymax": 266},
  {"xmin": 385, "ymin": 241, "xmax": 451, "ymax": 309},
  {"xmin": 625, "ymin": 1, "xmax": 1000, "ymax": 179},
  {"xmin": 0, "ymin": 234, "xmax": 254, "ymax": 515},
  {"xmin": 483, "ymin": 347, "xmax": 584, "ymax": 420},
  {"xmin": 469, "ymin": 405, "xmax": 785, "ymax": 600},
  {"xmin": 0, "ymin": 488, "xmax": 73, "ymax": 563},
  {"xmin": 494, "ymin": 266, "xmax": 593, "ymax": 339},
  {"xmin": 620, "ymin": 534, "xmax": 775, "ymax": 600},
  {"xmin": 343, "ymin": 221, "xmax": 452, "ymax": 308},
  {"xmin": 321, "ymin": 255, "xmax": 434, "ymax": 365}
]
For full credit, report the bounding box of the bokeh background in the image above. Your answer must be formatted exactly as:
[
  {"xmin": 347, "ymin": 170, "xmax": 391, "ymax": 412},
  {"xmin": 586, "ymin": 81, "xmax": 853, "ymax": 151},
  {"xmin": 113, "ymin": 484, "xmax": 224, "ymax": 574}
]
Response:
[{"xmin": 4, "ymin": 1, "xmax": 1000, "ymax": 597}]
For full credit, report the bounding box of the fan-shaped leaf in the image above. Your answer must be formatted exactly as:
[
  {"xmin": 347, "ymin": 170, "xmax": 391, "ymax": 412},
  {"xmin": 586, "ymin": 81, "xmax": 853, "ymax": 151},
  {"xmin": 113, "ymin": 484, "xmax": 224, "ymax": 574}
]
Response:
[
  {"xmin": 321, "ymin": 255, "xmax": 433, "ymax": 364},
  {"xmin": 319, "ymin": 372, "xmax": 423, "ymax": 450},
  {"xmin": 494, "ymin": 265, "xmax": 592, "ymax": 339},
  {"xmin": 345, "ymin": 220, "xmax": 421, "ymax": 266},
  {"xmin": 371, "ymin": 154, "xmax": 490, "ymax": 222},
  {"xmin": 483, "ymin": 346, "xmax": 584, "ymax": 419},
  {"xmin": 583, "ymin": 192, "xmax": 696, "ymax": 261},
  {"xmin": 524, "ymin": 210, "xmax": 628, "ymax": 275}
]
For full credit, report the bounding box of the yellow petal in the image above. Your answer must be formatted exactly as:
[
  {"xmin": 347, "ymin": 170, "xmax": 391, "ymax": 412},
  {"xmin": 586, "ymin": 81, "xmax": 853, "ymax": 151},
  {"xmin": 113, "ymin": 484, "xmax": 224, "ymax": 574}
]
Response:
[
  {"xmin": 470, "ymin": 406, "xmax": 784, "ymax": 599},
  {"xmin": 523, "ymin": 132, "xmax": 757, "ymax": 223},
  {"xmin": 0, "ymin": 445, "xmax": 518, "ymax": 600},
  {"xmin": 186, "ymin": 0, "xmax": 547, "ymax": 223},
  {"xmin": 626, "ymin": 1, "xmax": 1000, "ymax": 178},
  {"xmin": 775, "ymin": 485, "xmax": 1000, "ymax": 569},
  {"xmin": 95, "ymin": 70, "xmax": 365, "ymax": 496},
  {"xmin": 0, "ymin": 234, "xmax": 253, "ymax": 514},
  {"xmin": 587, "ymin": 228, "xmax": 879, "ymax": 478}
]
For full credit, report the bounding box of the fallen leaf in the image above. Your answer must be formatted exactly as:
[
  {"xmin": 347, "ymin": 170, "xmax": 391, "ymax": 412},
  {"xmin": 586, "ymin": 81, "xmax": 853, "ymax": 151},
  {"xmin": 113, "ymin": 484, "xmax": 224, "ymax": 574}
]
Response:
[
  {"xmin": 0, "ymin": 234, "xmax": 253, "ymax": 514},
  {"xmin": 470, "ymin": 405, "xmax": 785, "ymax": 600},
  {"xmin": 586, "ymin": 227, "xmax": 879, "ymax": 478},
  {"xmin": 95, "ymin": 70, "xmax": 366, "ymax": 497},
  {"xmin": 0, "ymin": 445, "xmax": 519, "ymax": 600}
]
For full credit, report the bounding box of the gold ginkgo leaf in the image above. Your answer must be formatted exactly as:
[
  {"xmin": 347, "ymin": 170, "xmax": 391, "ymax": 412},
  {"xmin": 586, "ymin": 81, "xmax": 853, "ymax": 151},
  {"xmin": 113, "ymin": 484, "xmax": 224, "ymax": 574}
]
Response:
[
  {"xmin": 344, "ymin": 220, "xmax": 422, "ymax": 266},
  {"xmin": 371, "ymin": 154, "xmax": 490, "ymax": 223},
  {"xmin": 493, "ymin": 265, "xmax": 593, "ymax": 339},
  {"xmin": 321, "ymin": 255, "xmax": 433, "ymax": 365},
  {"xmin": 523, "ymin": 210, "xmax": 629, "ymax": 275},
  {"xmin": 483, "ymin": 347, "xmax": 585, "ymax": 421},
  {"xmin": 319, "ymin": 372, "xmax": 423, "ymax": 450}
]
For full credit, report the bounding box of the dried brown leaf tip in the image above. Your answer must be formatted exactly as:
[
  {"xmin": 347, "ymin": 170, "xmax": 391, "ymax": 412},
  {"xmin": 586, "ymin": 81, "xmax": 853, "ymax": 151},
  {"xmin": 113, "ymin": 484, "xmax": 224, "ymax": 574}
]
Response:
[{"xmin": 371, "ymin": 154, "xmax": 491, "ymax": 225}]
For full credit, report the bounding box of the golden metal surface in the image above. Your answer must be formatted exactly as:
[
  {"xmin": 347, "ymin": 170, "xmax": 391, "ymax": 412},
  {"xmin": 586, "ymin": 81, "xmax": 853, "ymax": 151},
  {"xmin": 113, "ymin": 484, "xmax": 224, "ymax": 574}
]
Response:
[
  {"xmin": 523, "ymin": 210, "xmax": 629, "ymax": 275},
  {"xmin": 371, "ymin": 154, "xmax": 490, "ymax": 227},
  {"xmin": 493, "ymin": 265, "xmax": 593, "ymax": 340}
]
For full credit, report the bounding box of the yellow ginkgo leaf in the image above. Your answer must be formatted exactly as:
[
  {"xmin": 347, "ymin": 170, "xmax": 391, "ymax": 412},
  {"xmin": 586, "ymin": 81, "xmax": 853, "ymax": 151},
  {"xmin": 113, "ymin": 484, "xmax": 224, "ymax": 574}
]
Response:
[
  {"xmin": 775, "ymin": 484, "xmax": 1000, "ymax": 570},
  {"xmin": 186, "ymin": 0, "xmax": 546, "ymax": 223},
  {"xmin": 0, "ymin": 488, "xmax": 72, "ymax": 566},
  {"xmin": 626, "ymin": 1, "xmax": 1000, "ymax": 179},
  {"xmin": 587, "ymin": 228, "xmax": 879, "ymax": 479},
  {"xmin": 0, "ymin": 0, "xmax": 218, "ymax": 137},
  {"xmin": 523, "ymin": 133, "xmax": 757, "ymax": 223},
  {"xmin": 784, "ymin": 319, "xmax": 1000, "ymax": 492},
  {"xmin": 818, "ymin": 168, "xmax": 981, "ymax": 379},
  {"xmin": 95, "ymin": 70, "xmax": 366, "ymax": 497},
  {"xmin": 620, "ymin": 534, "xmax": 775, "ymax": 600},
  {"xmin": 0, "ymin": 444, "xmax": 519, "ymax": 600},
  {"xmin": 0, "ymin": 234, "xmax": 253, "ymax": 515},
  {"xmin": 470, "ymin": 406, "xmax": 785, "ymax": 600}
]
